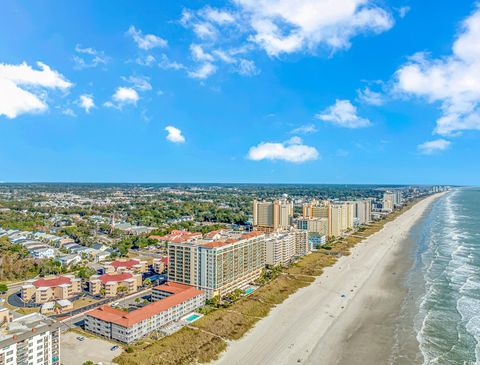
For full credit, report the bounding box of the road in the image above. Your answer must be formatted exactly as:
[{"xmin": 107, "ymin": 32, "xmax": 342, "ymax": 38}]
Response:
[{"xmin": 60, "ymin": 288, "xmax": 152, "ymax": 330}]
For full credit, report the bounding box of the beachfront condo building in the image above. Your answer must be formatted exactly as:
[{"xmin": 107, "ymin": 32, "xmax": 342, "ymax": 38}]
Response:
[
  {"xmin": 303, "ymin": 201, "xmax": 355, "ymax": 238},
  {"xmin": 168, "ymin": 231, "xmax": 266, "ymax": 298},
  {"xmin": 297, "ymin": 217, "xmax": 328, "ymax": 236},
  {"xmin": 85, "ymin": 282, "xmax": 205, "ymax": 343},
  {"xmin": 0, "ymin": 310, "xmax": 61, "ymax": 365},
  {"xmin": 253, "ymin": 199, "xmax": 293, "ymax": 232},
  {"xmin": 352, "ymin": 199, "xmax": 372, "ymax": 225},
  {"xmin": 383, "ymin": 192, "xmax": 395, "ymax": 212},
  {"xmin": 21, "ymin": 275, "xmax": 81, "ymax": 304},
  {"xmin": 265, "ymin": 231, "xmax": 296, "ymax": 266}
]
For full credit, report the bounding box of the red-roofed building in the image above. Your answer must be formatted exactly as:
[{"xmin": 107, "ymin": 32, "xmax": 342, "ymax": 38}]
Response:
[
  {"xmin": 88, "ymin": 272, "xmax": 142, "ymax": 297},
  {"xmin": 21, "ymin": 275, "xmax": 81, "ymax": 304},
  {"xmin": 151, "ymin": 230, "xmax": 202, "ymax": 244},
  {"xmin": 85, "ymin": 282, "xmax": 205, "ymax": 343},
  {"xmin": 153, "ymin": 256, "xmax": 168, "ymax": 273},
  {"xmin": 103, "ymin": 258, "xmax": 147, "ymax": 274}
]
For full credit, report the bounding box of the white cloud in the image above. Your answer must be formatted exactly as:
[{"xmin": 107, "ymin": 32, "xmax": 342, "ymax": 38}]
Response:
[
  {"xmin": 158, "ymin": 54, "xmax": 185, "ymax": 70},
  {"xmin": 79, "ymin": 94, "xmax": 95, "ymax": 113},
  {"xmin": 135, "ymin": 54, "xmax": 156, "ymax": 67},
  {"xmin": 394, "ymin": 8, "xmax": 480, "ymax": 136},
  {"xmin": 165, "ymin": 125, "xmax": 185, "ymax": 143},
  {"xmin": 190, "ymin": 44, "xmax": 214, "ymax": 62},
  {"xmin": 208, "ymin": 0, "xmax": 393, "ymax": 57},
  {"xmin": 290, "ymin": 123, "xmax": 317, "ymax": 134},
  {"xmin": 398, "ymin": 6, "xmax": 410, "ymax": 18},
  {"xmin": 105, "ymin": 87, "xmax": 139, "ymax": 109},
  {"xmin": 417, "ymin": 139, "xmax": 451, "ymax": 154},
  {"xmin": 248, "ymin": 136, "xmax": 319, "ymax": 163},
  {"xmin": 357, "ymin": 86, "xmax": 383, "ymax": 105},
  {"xmin": 316, "ymin": 99, "xmax": 371, "ymax": 128},
  {"xmin": 62, "ymin": 108, "xmax": 76, "ymax": 117},
  {"xmin": 193, "ymin": 22, "xmax": 217, "ymax": 40},
  {"xmin": 0, "ymin": 61, "xmax": 72, "ymax": 119},
  {"xmin": 121, "ymin": 75, "xmax": 152, "ymax": 91},
  {"xmin": 237, "ymin": 59, "xmax": 260, "ymax": 76},
  {"xmin": 73, "ymin": 44, "xmax": 108, "ymax": 69},
  {"xmin": 188, "ymin": 63, "xmax": 217, "ymax": 79},
  {"xmin": 201, "ymin": 7, "xmax": 235, "ymax": 24},
  {"xmin": 127, "ymin": 26, "xmax": 167, "ymax": 50}
]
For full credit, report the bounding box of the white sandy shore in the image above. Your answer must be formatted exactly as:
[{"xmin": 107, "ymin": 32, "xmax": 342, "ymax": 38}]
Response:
[{"xmin": 214, "ymin": 193, "xmax": 445, "ymax": 365}]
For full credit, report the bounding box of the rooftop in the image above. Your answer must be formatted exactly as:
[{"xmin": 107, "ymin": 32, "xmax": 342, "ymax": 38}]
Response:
[
  {"xmin": 110, "ymin": 259, "xmax": 140, "ymax": 269},
  {"xmin": 98, "ymin": 272, "xmax": 133, "ymax": 284},
  {"xmin": 32, "ymin": 276, "xmax": 72, "ymax": 288}
]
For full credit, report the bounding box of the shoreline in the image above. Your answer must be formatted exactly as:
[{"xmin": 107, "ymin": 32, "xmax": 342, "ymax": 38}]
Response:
[{"xmin": 214, "ymin": 193, "xmax": 445, "ymax": 365}]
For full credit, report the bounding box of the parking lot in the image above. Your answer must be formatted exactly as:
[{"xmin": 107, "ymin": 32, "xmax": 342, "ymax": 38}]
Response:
[{"xmin": 61, "ymin": 331, "xmax": 123, "ymax": 365}]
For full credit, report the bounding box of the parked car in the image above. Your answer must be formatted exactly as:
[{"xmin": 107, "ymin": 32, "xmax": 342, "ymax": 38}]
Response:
[{"xmin": 111, "ymin": 346, "xmax": 119, "ymax": 351}]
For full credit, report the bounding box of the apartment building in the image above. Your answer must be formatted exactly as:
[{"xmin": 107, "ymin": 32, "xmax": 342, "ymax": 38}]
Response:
[
  {"xmin": 303, "ymin": 200, "xmax": 356, "ymax": 238},
  {"xmin": 0, "ymin": 310, "xmax": 61, "ymax": 365},
  {"xmin": 85, "ymin": 282, "xmax": 204, "ymax": 343},
  {"xmin": 265, "ymin": 231, "xmax": 296, "ymax": 266},
  {"xmin": 103, "ymin": 258, "xmax": 148, "ymax": 274},
  {"xmin": 21, "ymin": 275, "xmax": 81, "ymax": 304},
  {"xmin": 294, "ymin": 230, "xmax": 310, "ymax": 256},
  {"xmin": 297, "ymin": 217, "xmax": 328, "ymax": 236},
  {"xmin": 168, "ymin": 231, "xmax": 266, "ymax": 298},
  {"xmin": 253, "ymin": 200, "xmax": 293, "ymax": 232},
  {"xmin": 352, "ymin": 199, "xmax": 372, "ymax": 225},
  {"xmin": 153, "ymin": 257, "xmax": 168, "ymax": 273},
  {"xmin": 88, "ymin": 272, "xmax": 142, "ymax": 297}
]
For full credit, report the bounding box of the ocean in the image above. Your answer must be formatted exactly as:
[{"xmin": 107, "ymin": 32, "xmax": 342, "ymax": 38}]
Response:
[{"xmin": 394, "ymin": 188, "xmax": 480, "ymax": 365}]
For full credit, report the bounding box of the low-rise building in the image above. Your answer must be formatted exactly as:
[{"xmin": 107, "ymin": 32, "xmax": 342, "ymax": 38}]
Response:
[
  {"xmin": 0, "ymin": 310, "xmax": 61, "ymax": 365},
  {"xmin": 103, "ymin": 258, "xmax": 148, "ymax": 274},
  {"xmin": 85, "ymin": 282, "xmax": 204, "ymax": 343},
  {"xmin": 21, "ymin": 275, "xmax": 81, "ymax": 304},
  {"xmin": 88, "ymin": 272, "xmax": 142, "ymax": 297},
  {"xmin": 153, "ymin": 257, "xmax": 168, "ymax": 273}
]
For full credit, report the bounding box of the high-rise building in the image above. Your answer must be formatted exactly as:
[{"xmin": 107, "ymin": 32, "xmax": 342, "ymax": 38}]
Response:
[
  {"xmin": 265, "ymin": 231, "xmax": 296, "ymax": 266},
  {"xmin": 253, "ymin": 200, "xmax": 293, "ymax": 232},
  {"xmin": 297, "ymin": 217, "xmax": 328, "ymax": 236},
  {"xmin": 168, "ymin": 231, "xmax": 266, "ymax": 298},
  {"xmin": 352, "ymin": 199, "xmax": 372, "ymax": 225},
  {"xmin": 0, "ymin": 309, "xmax": 61, "ymax": 365},
  {"xmin": 383, "ymin": 192, "xmax": 395, "ymax": 212}
]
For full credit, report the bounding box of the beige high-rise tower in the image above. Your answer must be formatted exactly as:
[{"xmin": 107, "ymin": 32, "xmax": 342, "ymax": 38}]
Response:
[{"xmin": 253, "ymin": 199, "xmax": 293, "ymax": 232}]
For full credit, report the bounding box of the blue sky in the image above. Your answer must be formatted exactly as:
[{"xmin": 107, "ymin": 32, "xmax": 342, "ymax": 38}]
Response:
[{"xmin": 0, "ymin": 0, "xmax": 479, "ymax": 185}]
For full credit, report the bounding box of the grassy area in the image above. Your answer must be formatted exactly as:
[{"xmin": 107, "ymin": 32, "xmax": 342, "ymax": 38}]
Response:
[
  {"xmin": 115, "ymin": 198, "xmax": 422, "ymax": 365},
  {"xmin": 115, "ymin": 327, "xmax": 226, "ymax": 365},
  {"xmin": 72, "ymin": 297, "xmax": 97, "ymax": 310}
]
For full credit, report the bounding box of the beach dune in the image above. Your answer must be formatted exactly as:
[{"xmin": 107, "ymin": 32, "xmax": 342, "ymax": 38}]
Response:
[{"xmin": 214, "ymin": 193, "xmax": 444, "ymax": 365}]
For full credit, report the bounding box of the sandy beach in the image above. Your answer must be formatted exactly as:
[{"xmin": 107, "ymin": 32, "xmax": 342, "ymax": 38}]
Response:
[{"xmin": 215, "ymin": 193, "xmax": 445, "ymax": 365}]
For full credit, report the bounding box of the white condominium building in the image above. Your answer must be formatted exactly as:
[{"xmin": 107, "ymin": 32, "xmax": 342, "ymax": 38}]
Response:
[
  {"xmin": 169, "ymin": 231, "xmax": 266, "ymax": 298},
  {"xmin": 265, "ymin": 231, "xmax": 296, "ymax": 266},
  {"xmin": 0, "ymin": 309, "xmax": 61, "ymax": 365},
  {"xmin": 85, "ymin": 282, "xmax": 205, "ymax": 344}
]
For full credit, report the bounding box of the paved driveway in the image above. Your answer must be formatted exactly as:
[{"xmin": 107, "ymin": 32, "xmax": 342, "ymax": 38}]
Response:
[{"xmin": 61, "ymin": 331, "xmax": 122, "ymax": 365}]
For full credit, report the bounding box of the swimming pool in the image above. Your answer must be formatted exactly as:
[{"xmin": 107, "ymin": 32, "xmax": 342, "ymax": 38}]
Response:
[
  {"xmin": 244, "ymin": 288, "xmax": 255, "ymax": 295},
  {"xmin": 185, "ymin": 314, "xmax": 201, "ymax": 323}
]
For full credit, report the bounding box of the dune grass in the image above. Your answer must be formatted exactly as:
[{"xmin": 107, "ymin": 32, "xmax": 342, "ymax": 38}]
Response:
[{"xmin": 115, "ymin": 198, "xmax": 421, "ymax": 365}]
